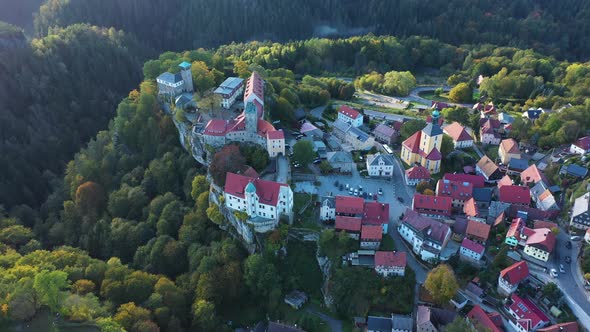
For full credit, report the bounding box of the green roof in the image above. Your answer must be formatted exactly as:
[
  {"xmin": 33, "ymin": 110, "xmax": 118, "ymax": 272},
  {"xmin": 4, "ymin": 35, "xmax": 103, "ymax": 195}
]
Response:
[{"xmin": 245, "ymin": 182, "xmax": 256, "ymax": 193}]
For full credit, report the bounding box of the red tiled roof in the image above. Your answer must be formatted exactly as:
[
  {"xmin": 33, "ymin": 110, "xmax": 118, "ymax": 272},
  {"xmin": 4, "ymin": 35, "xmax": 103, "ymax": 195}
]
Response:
[
  {"xmin": 501, "ymin": 138, "xmax": 520, "ymax": 154},
  {"xmin": 335, "ymin": 216, "xmax": 362, "ymax": 232},
  {"xmin": 538, "ymin": 322, "xmax": 579, "ymax": 332},
  {"xmin": 257, "ymin": 119, "xmax": 276, "ymax": 137},
  {"xmin": 244, "ymin": 71, "xmax": 264, "ymax": 104},
  {"xmin": 374, "ymin": 251, "xmax": 407, "ymax": 268},
  {"xmin": 479, "ymin": 118, "xmax": 501, "ymax": 129},
  {"xmin": 338, "ymin": 105, "xmax": 361, "ymax": 120},
  {"xmin": 463, "ymin": 198, "xmax": 479, "ymax": 217},
  {"xmin": 520, "ymin": 164, "xmax": 548, "ymax": 185},
  {"xmin": 361, "ymin": 225, "xmax": 383, "ymax": 241},
  {"xmin": 476, "ymin": 155, "xmax": 499, "ymax": 178},
  {"xmin": 335, "ymin": 196, "xmax": 364, "ymax": 214},
  {"xmin": 412, "ymin": 194, "xmax": 452, "ymax": 216},
  {"xmin": 467, "ymin": 305, "xmax": 502, "ymax": 332},
  {"xmin": 204, "ymin": 119, "xmax": 228, "ymax": 136},
  {"xmin": 423, "ymin": 147, "xmax": 442, "ymax": 161},
  {"xmin": 362, "ymin": 202, "xmax": 389, "ymax": 225},
  {"xmin": 534, "ymin": 220, "xmax": 557, "ymax": 230},
  {"xmin": 525, "ymin": 228, "xmax": 556, "ymax": 253},
  {"xmin": 508, "ymin": 294, "xmax": 549, "ymax": 331},
  {"xmin": 443, "ymin": 122, "xmax": 473, "ymax": 142},
  {"xmin": 499, "ymin": 185, "xmax": 530, "ymax": 205},
  {"xmin": 406, "ymin": 166, "xmax": 431, "ymax": 180},
  {"xmin": 506, "ymin": 218, "xmax": 525, "ymax": 239},
  {"xmin": 466, "ymin": 220, "xmax": 491, "ymax": 241},
  {"xmin": 224, "ymin": 172, "xmax": 287, "ymax": 206},
  {"xmin": 497, "ymin": 175, "xmax": 513, "ymax": 188},
  {"xmin": 500, "ymin": 261, "xmax": 529, "ymax": 285},
  {"xmin": 493, "ymin": 212, "xmax": 505, "ymax": 227},
  {"xmin": 436, "ymin": 179, "xmax": 473, "ymax": 201},
  {"xmin": 402, "ymin": 131, "xmax": 422, "ymax": 153},
  {"xmin": 574, "ymin": 136, "xmax": 590, "ymax": 150},
  {"xmin": 443, "ymin": 174, "xmax": 485, "ymax": 188},
  {"xmin": 461, "ymin": 238, "xmax": 485, "ymax": 255},
  {"xmin": 267, "ymin": 129, "xmax": 285, "ymax": 140}
]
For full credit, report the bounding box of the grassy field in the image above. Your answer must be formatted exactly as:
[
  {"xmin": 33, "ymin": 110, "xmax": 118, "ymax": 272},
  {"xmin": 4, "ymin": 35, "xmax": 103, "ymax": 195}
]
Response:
[
  {"xmin": 418, "ymin": 90, "xmax": 451, "ymax": 102},
  {"xmin": 333, "ymin": 99, "xmax": 426, "ymax": 118}
]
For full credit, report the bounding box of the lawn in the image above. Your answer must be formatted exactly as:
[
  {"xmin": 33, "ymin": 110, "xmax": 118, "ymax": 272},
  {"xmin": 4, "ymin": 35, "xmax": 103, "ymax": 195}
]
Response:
[
  {"xmin": 293, "ymin": 193, "xmax": 320, "ymax": 229},
  {"xmin": 418, "ymin": 90, "xmax": 451, "ymax": 103},
  {"xmin": 333, "ymin": 99, "xmax": 425, "ymax": 118}
]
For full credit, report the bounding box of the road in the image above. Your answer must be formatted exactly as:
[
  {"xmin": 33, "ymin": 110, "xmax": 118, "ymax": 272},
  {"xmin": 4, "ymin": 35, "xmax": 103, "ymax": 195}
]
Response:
[
  {"xmin": 305, "ymin": 308, "xmax": 342, "ymax": 332},
  {"xmin": 399, "ymin": 85, "xmax": 473, "ymax": 108}
]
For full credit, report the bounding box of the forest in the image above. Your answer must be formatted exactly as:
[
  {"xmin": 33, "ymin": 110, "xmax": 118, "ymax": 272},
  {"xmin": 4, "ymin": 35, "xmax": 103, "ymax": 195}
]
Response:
[{"xmin": 30, "ymin": 0, "xmax": 590, "ymax": 60}]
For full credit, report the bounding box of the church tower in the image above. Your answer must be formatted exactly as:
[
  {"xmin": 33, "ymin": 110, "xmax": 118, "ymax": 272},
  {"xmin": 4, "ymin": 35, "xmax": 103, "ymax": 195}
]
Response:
[
  {"xmin": 245, "ymin": 102, "xmax": 258, "ymax": 134},
  {"xmin": 245, "ymin": 182, "xmax": 257, "ymax": 217},
  {"xmin": 178, "ymin": 61, "xmax": 193, "ymax": 93},
  {"xmin": 421, "ymin": 109, "xmax": 443, "ymax": 154}
]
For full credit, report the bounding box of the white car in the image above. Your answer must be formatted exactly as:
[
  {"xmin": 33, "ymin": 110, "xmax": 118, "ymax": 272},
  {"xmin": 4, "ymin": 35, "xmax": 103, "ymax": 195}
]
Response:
[
  {"xmin": 560, "ymin": 264, "xmax": 566, "ymax": 273},
  {"xmin": 550, "ymin": 268, "xmax": 558, "ymax": 278},
  {"xmin": 354, "ymin": 189, "xmax": 359, "ymax": 196}
]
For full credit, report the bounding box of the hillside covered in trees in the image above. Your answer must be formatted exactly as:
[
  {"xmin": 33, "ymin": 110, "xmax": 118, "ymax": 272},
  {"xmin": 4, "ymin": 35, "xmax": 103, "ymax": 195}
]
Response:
[{"xmin": 33, "ymin": 0, "xmax": 590, "ymax": 60}]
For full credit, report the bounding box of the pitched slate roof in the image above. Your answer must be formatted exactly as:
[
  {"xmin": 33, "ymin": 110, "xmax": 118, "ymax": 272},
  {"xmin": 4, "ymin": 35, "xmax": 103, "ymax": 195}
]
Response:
[
  {"xmin": 366, "ymin": 316, "xmax": 391, "ymax": 331},
  {"xmin": 338, "ymin": 105, "xmax": 361, "ymax": 119},
  {"xmin": 466, "ymin": 220, "xmax": 491, "ymax": 241},
  {"xmin": 374, "ymin": 123, "xmax": 397, "ymax": 138},
  {"xmin": 443, "ymin": 122, "xmax": 473, "ymax": 142},
  {"xmin": 499, "ymin": 185, "xmax": 530, "ymax": 205},
  {"xmin": 520, "ymin": 164, "xmax": 548, "ymax": 184},
  {"xmin": 361, "ymin": 225, "xmax": 383, "ymax": 241},
  {"xmin": 335, "ymin": 216, "xmax": 362, "ymax": 232},
  {"xmin": 157, "ymin": 71, "xmax": 183, "ymax": 84},
  {"xmin": 374, "ymin": 251, "xmax": 407, "ymax": 268},
  {"xmin": 422, "ymin": 122, "xmax": 443, "ymax": 137},
  {"xmin": 348, "ymin": 126, "xmax": 371, "ymax": 142},
  {"xmin": 572, "ymin": 193, "xmax": 590, "ymax": 218},
  {"xmin": 461, "ymin": 238, "xmax": 485, "ymax": 255},
  {"xmin": 327, "ymin": 151, "xmax": 353, "ymax": 164},
  {"xmin": 320, "ymin": 196, "xmax": 335, "ymax": 209},
  {"xmin": 224, "ymin": 172, "xmax": 287, "ymax": 206},
  {"xmin": 443, "ymin": 173, "xmax": 485, "ymax": 188},
  {"xmin": 500, "ymin": 261, "xmax": 529, "ymax": 285},
  {"xmin": 472, "ymin": 187, "xmax": 493, "ymax": 202},
  {"xmin": 406, "ymin": 166, "xmax": 431, "ymax": 180},
  {"xmin": 531, "ymin": 181, "xmax": 558, "ymax": 211},
  {"xmin": 561, "ymin": 164, "xmax": 589, "ymax": 178},
  {"xmin": 467, "ymin": 305, "xmax": 502, "ymax": 332},
  {"xmin": 214, "ymin": 77, "xmax": 244, "ymax": 94},
  {"xmin": 508, "ymin": 158, "xmax": 529, "ymax": 171},
  {"xmin": 367, "ymin": 153, "xmax": 394, "ymax": 166},
  {"xmin": 417, "ymin": 306, "xmax": 457, "ymax": 330},
  {"xmin": 335, "ymin": 195, "xmax": 364, "ymax": 214}
]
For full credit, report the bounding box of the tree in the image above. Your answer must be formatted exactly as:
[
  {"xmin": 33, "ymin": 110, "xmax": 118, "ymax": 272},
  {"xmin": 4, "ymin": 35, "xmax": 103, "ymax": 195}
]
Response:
[
  {"xmin": 209, "ymin": 145, "xmax": 246, "ymax": 186},
  {"xmin": 114, "ymin": 302, "xmax": 151, "ymax": 331},
  {"xmin": 192, "ymin": 299, "xmax": 217, "ymax": 330},
  {"xmin": 206, "ymin": 206, "xmax": 224, "ymax": 225},
  {"xmin": 72, "ymin": 279, "xmax": 96, "ymax": 295},
  {"xmin": 424, "ymin": 264, "xmax": 459, "ymax": 305},
  {"xmin": 542, "ymin": 282, "xmax": 561, "ymax": 302},
  {"xmin": 75, "ymin": 181, "xmax": 106, "ymax": 215},
  {"xmin": 416, "ymin": 181, "xmax": 432, "ymax": 194},
  {"xmin": 441, "ymin": 107, "xmax": 470, "ymax": 126},
  {"xmin": 174, "ymin": 108, "xmax": 186, "ymax": 123},
  {"xmin": 191, "ymin": 175, "xmax": 209, "ymax": 201},
  {"xmin": 400, "ymin": 120, "xmax": 427, "ymax": 141},
  {"xmin": 319, "ymin": 161, "xmax": 333, "ymax": 173},
  {"xmin": 191, "ymin": 61, "xmax": 215, "ymax": 92},
  {"xmin": 33, "ymin": 270, "xmax": 70, "ymax": 312},
  {"xmin": 423, "ymin": 189, "xmax": 435, "ymax": 196},
  {"xmin": 244, "ymin": 254, "xmax": 281, "ymax": 309},
  {"xmin": 293, "ymin": 140, "xmax": 315, "ymax": 165},
  {"xmin": 445, "ymin": 317, "xmax": 475, "ymax": 332},
  {"xmin": 234, "ymin": 60, "xmax": 251, "ymax": 78},
  {"xmin": 448, "ymin": 83, "xmax": 473, "ymax": 103},
  {"xmin": 441, "ymin": 135, "xmax": 455, "ymax": 157},
  {"xmin": 338, "ymin": 83, "xmax": 356, "ymax": 100}
]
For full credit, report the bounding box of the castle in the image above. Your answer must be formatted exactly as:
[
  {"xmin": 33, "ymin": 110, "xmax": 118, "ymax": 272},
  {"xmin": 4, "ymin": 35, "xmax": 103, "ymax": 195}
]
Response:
[
  {"xmin": 401, "ymin": 110, "xmax": 443, "ymax": 174},
  {"xmin": 156, "ymin": 61, "xmax": 194, "ymax": 97},
  {"xmin": 199, "ymin": 72, "xmax": 285, "ymax": 158}
]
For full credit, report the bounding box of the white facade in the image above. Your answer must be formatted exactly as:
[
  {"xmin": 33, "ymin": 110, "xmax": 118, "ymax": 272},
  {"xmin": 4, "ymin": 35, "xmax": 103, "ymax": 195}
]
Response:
[
  {"xmin": 320, "ymin": 204, "xmax": 335, "ymax": 221},
  {"xmin": 367, "ymin": 155, "xmax": 394, "ymax": 177},
  {"xmin": 459, "ymin": 245, "xmax": 483, "ymax": 261},
  {"xmin": 267, "ymin": 137, "xmax": 285, "ymax": 157},
  {"xmin": 398, "ymin": 223, "xmax": 450, "ymax": 262},
  {"xmin": 498, "ymin": 276, "xmax": 518, "ymax": 295},
  {"xmin": 570, "ymin": 143, "xmax": 587, "ymax": 155},
  {"xmin": 454, "ymin": 139, "xmax": 474, "ymax": 149},
  {"xmin": 338, "ymin": 111, "xmax": 363, "ymax": 127},
  {"xmin": 375, "ymin": 265, "xmax": 405, "ymax": 277},
  {"xmin": 360, "ymin": 240, "xmax": 380, "ymax": 250}
]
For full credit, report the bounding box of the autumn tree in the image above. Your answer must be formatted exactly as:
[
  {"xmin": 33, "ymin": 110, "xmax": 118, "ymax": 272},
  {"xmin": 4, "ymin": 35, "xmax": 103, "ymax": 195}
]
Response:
[
  {"xmin": 114, "ymin": 302, "xmax": 151, "ymax": 331},
  {"xmin": 75, "ymin": 181, "xmax": 106, "ymax": 215},
  {"xmin": 448, "ymin": 83, "xmax": 473, "ymax": 103},
  {"xmin": 209, "ymin": 145, "xmax": 246, "ymax": 186},
  {"xmin": 423, "ymin": 189, "xmax": 435, "ymax": 196},
  {"xmin": 191, "ymin": 175, "xmax": 209, "ymax": 201},
  {"xmin": 424, "ymin": 264, "xmax": 459, "ymax": 305}
]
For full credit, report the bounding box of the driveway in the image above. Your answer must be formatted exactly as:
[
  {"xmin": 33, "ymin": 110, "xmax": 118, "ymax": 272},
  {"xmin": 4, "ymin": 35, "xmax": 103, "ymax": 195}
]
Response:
[
  {"xmin": 305, "ymin": 308, "xmax": 342, "ymax": 332},
  {"xmin": 276, "ymin": 155, "xmax": 290, "ymax": 184}
]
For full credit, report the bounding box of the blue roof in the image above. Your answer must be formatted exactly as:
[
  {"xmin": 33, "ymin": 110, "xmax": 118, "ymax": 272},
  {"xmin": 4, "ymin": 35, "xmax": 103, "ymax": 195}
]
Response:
[
  {"xmin": 422, "ymin": 123, "xmax": 443, "ymax": 136},
  {"xmin": 367, "ymin": 316, "xmax": 392, "ymax": 332},
  {"xmin": 214, "ymin": 77, "xmax": 244, "ymax": 95},
  {"xmin": 508, "ymin": 158, "xmax": 529, "ymax": 171},
  {"xmin": 179, "ymin": 61, "xmax": 191, "ymax": 69},
  {"xmin": 472, "ymin": 187, "xmax": 493, "ymax": 202},
  {"xmin": 562, "ymin": 164, "xmax": 588, "ymax": 178},
  {"xmin": 526, "ymin": 109, "xmax": 543, "ymax": 119},
  {"xmin": 349, "ymin": 126, "xmax": 370, "ymax": 142},
  {"xmin": 157, "ymin": 71, "xmax": 183, "ymax": 84}
]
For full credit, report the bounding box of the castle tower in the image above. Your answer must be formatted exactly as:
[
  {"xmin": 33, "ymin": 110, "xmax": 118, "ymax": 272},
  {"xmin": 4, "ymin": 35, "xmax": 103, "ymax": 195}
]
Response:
[
  {"xmin": 245, "ymin": 182, "xmax": 257, "ymax": 217},
  {"xmin": 178, "ymin": 61, "xmax": 193, "ymax": 93},
  {"xmin": 245, "ymin": 101, "xmax": 258, "ymax": 134}
]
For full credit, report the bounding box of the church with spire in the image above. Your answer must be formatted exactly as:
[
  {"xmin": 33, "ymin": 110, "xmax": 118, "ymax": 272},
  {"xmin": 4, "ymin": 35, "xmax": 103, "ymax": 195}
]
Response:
[{"xmin": 401, "ymin": 109, "xmax": 443, "ymax": 174}]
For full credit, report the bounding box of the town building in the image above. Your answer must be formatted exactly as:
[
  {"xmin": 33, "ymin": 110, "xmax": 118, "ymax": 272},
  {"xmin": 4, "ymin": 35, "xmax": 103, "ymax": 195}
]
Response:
[
  {"xmin": 299, "ymin": 121, "xmax": 323, "ymax": 141},
  {"xmin": 174, "ymin": 93, "xmax": 196, "ymax": 110},
  {"xmin": 463, "ymin": 198, "xmax": 479, "ymax": 218},
  {"xmin": 460, "ymin": 238, "xmax": 485, "ymax": 261},
  {"xmin": 530, "ymin": 181, "xmax": 558, "ymax": 212},
  {"xmin": 473, "ymin": 187, "xmax": 493, "ymax": 210},
  {"xmin": 498, "ymin": 261, "xmax": 529, "ymax": 295},
  {"xmin": 523, "ymin": 227, "xmax": 556, "ymax": 262},
  {"xmin": 570, "ymin": 136, "xmax": 590, "ymax": 155},
  {"xmin": 326, "ymin": 151, "xmax": 354, "ymax": 174},
  {"xmin": 374, "ymin": 251, "xmax": 407, "ymax": 277},
  {"xmin": 480, "ymin": 118, "xmax": 502, "ymax": 145},
  {"xmin": 560, "ymin": 164, "xmax": 589, "ymax": 178},
  {"xmin": 443, "ymin": 122, "xmax": 474, "ymax": 148},
  {"xmin": 156, "ymin": 61, "xmax": 194, "ymax": 97},
  {"xmin": 268, "ymin": 321, "xmax": 305, "ymax": 332},
  {"xmin": 466, "ymin": 305, "xmax": 503, "ymax": 332},
  {"xmin": 520, "ymin": 164, "xmax": 548, "ymax": 185},
  {"xmin": 416, "ymin": 306, "xmax": 457, "ymax": 332},
  {"xmin": 522, "ymin": 108, "xmax": 548, "ymax": 123},
  {"xmin": 362, "ymin": 202, "xmax": 390, "ymax": 232},
  {"xmin": 499, "ymin": 112, "xmax": 515, "ymax": 125},
  {"xmin": 401, "ymin": 110, "xmax": 443, "ymax": 173},
  {"xmin": 538, "ymin": 322, "xmax": 579, "ymax": 332},
  {"xmin": 499, "ymin": 138, "xmax": 521, "ymax": 164},
  {"xmin": 332, "ymin": 119, "xmax": 375, "ymax": 151},
  {"xmin": 338, "ymin": 105, "xmax": 364, "ymax": 127},
  {"xmin": 505, "ymin": 218, "xmax": 526, "ymax": 247},
  {"xmin": 398, "ymin": 209, "xmax": 451, "ymax": 262},
  {"xmin": 367, "ymin": 315, "xmax": 413, "ymax": 332},
  {"xmin": 360, "ymin": 225, "xmax": 383, "ymax": 249},
  {"xmin": 499, "ymin": 185, "xmax": 530, "ymax": 206},
  {"xmin": 214, "ymin": 77, "xmax": 244, "ymax": 109},
  {"xmin": 466, "ymin": 220, "xmax": 491, "ymax": 244},
  {"xmin": 373, "ymin": 122, "xmax": 402, "ymax": 145},
  {"xmin": 335, "ymin": 216, "xmax": 362, "ymax": 239},
  {"xmin": 443, "ymin": 173, "xmax": 485, "ymax": 188},
  {"xmin": 506, "ymin": 294, "xmax": 550, "ymax": 332},
  {"xmin": 319, "ymin": 196, "xmax": 335, "ymax": 221},
  {"xmin": 335, "ymin": 195, "xmax": 364, "ymax": 216},
  {"xmin": 497, "ymin": 175, "xmax": 513, "ymax": 188},
  {"xmin": 405, "ymin": 165, "xmax": 431, "ymax": 186},
  {"xmin": 412, "ymin": 194, "xmax": 452, "ymax": 218},
  {"xmin": 435, "ymin": 179, "xmax": 473, "ymax": 209},
  {"xmin": 223, "ymin": 172, "xmax": 293, "ymax": 233},
  {"xmin": 507, "ymin": 158, "xmax": 529, "ymax": 175},
  {"xmin": 266, "ymin": 130, "xmax": 285, "ymax": 158},
  {"xmin": 366, "ymin": 153, "xmax": 395, "ymax": 177},
  {"xmin": 476, "ymin": 155, "xmax": 503, "ymax": 182}
]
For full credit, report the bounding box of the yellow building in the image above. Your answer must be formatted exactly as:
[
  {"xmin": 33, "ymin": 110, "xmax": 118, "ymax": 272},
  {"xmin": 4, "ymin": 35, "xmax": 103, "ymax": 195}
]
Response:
[{"xmin": 401, "ymin": 110, "xmax": 443, "ymax": 173}]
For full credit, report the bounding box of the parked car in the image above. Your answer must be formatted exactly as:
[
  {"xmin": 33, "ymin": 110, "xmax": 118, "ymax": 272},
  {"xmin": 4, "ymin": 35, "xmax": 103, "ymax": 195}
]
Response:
[
  {"xmin": 571, "ymin": 236, "xmax": 582, "ymax": 242},
  {"xmin": 565, "ymin": 256, "xmax": 572, "ymax": 264},
  {"xmin": 354, "ymin": 189, "xmax": 359, "ymax": 196},
  {"xmin": 559, "ymin": 264, "xmax": 566, "ymax": 273},
  {"xmin": 313, "ymin": 159, "xmax": 322, "ymax": 164},
  {"xmin": 362, "ymin": 192, "xmax": 368, "ymax": 199},
  {"xmin": 373, "ymin": 193, "xmax": 378, "ymax": 201},
  {"xmin": 550, "ymin": 268, "xmax": 558, "ymax": 278},
  {"xmin": 566, "ymin": 241, "xmax": 572, "ymax": 249},
  {"xmin": 378, "ymin": 188, "xmax": 383, "ymax": 195},
  {"xmin": 397, "ymin": 196, "xmax": 404, "ymax": 203}
]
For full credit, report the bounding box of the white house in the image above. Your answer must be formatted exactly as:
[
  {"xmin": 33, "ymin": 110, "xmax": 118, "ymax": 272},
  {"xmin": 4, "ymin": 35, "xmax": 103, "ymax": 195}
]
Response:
[
  {"xmin": 497, "ymin": 261, "xmax": 529, "ymax": 296},
  {"xmin": 319, "ymin": 196, "xmax": 336, "ymax": 221},
  {"xmin": 404, "ymin": 165, "xmax": 431, "ymax": 186},
  {"xmin": 570, "ymin": 136, "xmax": 590, "ymax": 155},
  {"xmin": 338, "ymin": 105, "xmax": 363, "ymax": 127},
  {"xmin": 459, "ymin": 238, "xmax": 485, "ymax": 261},
  {"xmin": 397, "ymin": 209, "xmax": 451, "ymax": 262},
  {"xmin": 214, "ymin": 77, "xmax": 244, "ymax": 109},
  {"xmin": 156, "ymin": 62, "xmax": 194, "ymax": 97},
  {"xmin": 443, "ymin": 122, "xmax": 474, "ymax": 148},
  {"xmin": 266, "ymin": 130, "xmax": 285, "ymax": 157},
  {"xmin": 374, "ymin": 251, "xmax": 407, "ymax": 277},
  {"xmin": 366, "ymin": 153, "xmax": 395, "ymax": 177},
  {"xmin": 224, "ymin": 172, "xmax": 293, "ymax": 232}
]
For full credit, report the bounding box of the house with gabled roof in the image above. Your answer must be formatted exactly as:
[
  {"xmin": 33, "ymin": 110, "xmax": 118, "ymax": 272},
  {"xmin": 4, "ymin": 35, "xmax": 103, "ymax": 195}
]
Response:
[
  {"xmin": 497, "ymin": 175, "xmax": 513, "ymax": 188},
  {"xmin": 571, "ymin": 192, "xmax": 590, "ymax": 230},
  {"xmin": 374, "ymin": 251, "xmax": 407, "ymax": 277},
  {"xmin": 538, "ymin": 322, "xmax": 579, "ymax": 332},
  {"xmin": 467, "ymin": 304, "xmax": 503, "ymax": 332},
  {"xmin": 443, "ymin": 173, "xmax": 485, "ymax": 188},
  {"xmin": 523, "ymin": 227, "xmax": 555, "ymax": 262},
  {"xmin": 360, "ymin": 225, "xmax": 382, "ymax": 249},
  {"xmin": 335, "ymin": 216, "xmax": 362, "ymax": 239},
  {"xmin": 214, "ymin": 77, "xmax": 244, "ymax": 109},
  {"xmin": 412, "ymin": 193, "xmax": 452, "ymax": 218},
  {"xmin": 443, "ymin": 122, "xmax": 474, "ymax": 148},
  {"xmin": 480, "ymin": 118, "xmax": 501, "ymax": 145},
  {"xmin": 520, "ymin": 164, "xmax": 548, "ymax": 185},
  {"xmin": 335, "ymin": 195, "xmax": 364, "ymax": 216},
  {"xmin": 157, "ymin": 61, "xmax": 193, "ymax": 97},
  {"xmin": 570, "ymin": 136, "xmax": 590, "ymax": 155},
  {"xmin": 405, "ymin": 165, "xmax": 431, "ymax": 186},
  {"xmin": 366, "ymin": 153, "xmax": 394, "ymax": 177},
  {"xmin": 499, "ymin": 185, "xmax": 530, "ymax": 206},
  {"xmin": 326, "ymin": 151, "xmax": 354, "ymax": 174},
  {"xmin": 506, "ymin": 294, "xmax": 550, "ymax": 332},
  {"xmin": 416, "ymin": 305, "xmax": 457, "ymax": 332},
  {"xmin": 435, "ymin": 179, "xmax": 473, "ymax": 209},
  {"xmin": 401, "ymin": 110, "xmax": 444, "ymax": 173},
  {"xmin": 476, "ymin": 155, "xmax": 503, "ymax": 182},
  {"xmin": 463, "ymin": 198, "xmax": 479, "ymax": 217},
  {"xmin": 498, "ymin": 261, "xmax": 529, "ymax": 295},
  {"xmin": 319, "ymin": 196, "xmax": 336, "ymax": 221},
  {"xmin": 338, "ymin": 105, "xmax": 363, "ymax": 127},
  {"xmin": 373, "ymin": 122, "xmax": 401, "ymax": 145},
  {"xmin": 460, "ymin": 238, "xmax": 485, "ymax": 261},
  {"xmin": 398, "ymin": 209, "xmax": 451, "ymax": 262},
  {"xmin": 466, "ymin": 219, "xmax": 491, "ymax": 244},
  {"xmin": 530, "ymin": 181, "xmax": 559, "ymax": 212},
  {"xmin": 499, "ymin": 138, "xmax": 521, "ymax": 164}
]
